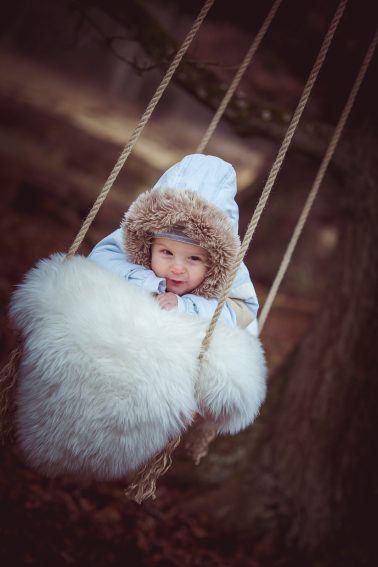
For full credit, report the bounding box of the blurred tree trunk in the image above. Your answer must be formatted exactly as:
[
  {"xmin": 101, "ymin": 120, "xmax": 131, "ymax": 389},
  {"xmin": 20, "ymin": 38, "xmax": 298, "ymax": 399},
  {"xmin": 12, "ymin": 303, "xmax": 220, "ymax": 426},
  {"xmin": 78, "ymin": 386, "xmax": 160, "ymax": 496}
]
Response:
[{"xmin": 178, "ymin": 133, "xmax": 378, "ymax": 556}]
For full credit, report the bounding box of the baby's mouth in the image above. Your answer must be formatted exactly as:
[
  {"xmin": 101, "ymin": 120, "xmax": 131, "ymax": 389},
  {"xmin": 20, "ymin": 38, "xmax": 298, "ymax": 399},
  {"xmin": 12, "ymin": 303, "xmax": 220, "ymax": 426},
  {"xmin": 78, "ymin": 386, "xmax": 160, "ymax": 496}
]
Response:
[{"xmin": 167, "ymin": 278, "xmax": 185, "ymax": 286}]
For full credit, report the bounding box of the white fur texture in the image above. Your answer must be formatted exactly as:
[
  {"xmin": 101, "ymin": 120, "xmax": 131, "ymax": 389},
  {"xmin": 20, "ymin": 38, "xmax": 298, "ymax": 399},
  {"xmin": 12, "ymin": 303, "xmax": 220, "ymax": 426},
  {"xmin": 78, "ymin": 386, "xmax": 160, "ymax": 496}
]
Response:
[{"xmin": 10, "ymin": 255, "xmax": 266, "ymax": 480}]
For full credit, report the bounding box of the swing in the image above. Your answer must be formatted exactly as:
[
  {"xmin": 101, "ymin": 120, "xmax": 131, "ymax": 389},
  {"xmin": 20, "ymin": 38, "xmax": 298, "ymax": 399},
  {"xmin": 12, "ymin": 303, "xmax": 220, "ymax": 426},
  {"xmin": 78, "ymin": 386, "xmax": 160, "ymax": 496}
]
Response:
[{"xmin": 1, "ymin": 0, "xmax": 375, "ymax": 503}]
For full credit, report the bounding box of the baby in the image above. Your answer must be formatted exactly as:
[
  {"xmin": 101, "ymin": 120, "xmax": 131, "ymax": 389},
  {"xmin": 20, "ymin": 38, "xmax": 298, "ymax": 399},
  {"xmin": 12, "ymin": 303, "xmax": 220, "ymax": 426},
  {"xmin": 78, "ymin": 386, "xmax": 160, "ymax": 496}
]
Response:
[
  {"xmin": 9, "ymin": 154, "xmax": 266, "ymax": 482},
  {"xmin": 89, "ymin": 154, "xmax": 259, "ymax": 336}
]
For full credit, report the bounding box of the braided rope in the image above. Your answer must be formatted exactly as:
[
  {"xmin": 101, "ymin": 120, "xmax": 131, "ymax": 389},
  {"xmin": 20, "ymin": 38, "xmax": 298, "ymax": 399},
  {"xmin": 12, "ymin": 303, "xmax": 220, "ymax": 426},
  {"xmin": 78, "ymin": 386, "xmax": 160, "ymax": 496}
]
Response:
[
  {"xmin": 198, "ymin": 0, "xmax": 347, "ymax": 359},
  {"xmin": 0, "ymin": 0, "xmax": 214, "ymax": 488},
  {"xmin": 195, "ymin": 0, "xmax": 283, "ymax": 154},
  {"xmin": 123, "ymin": 1, "xmax": 284, "ymax": 500},
  {"xmin": 258, "ymin": 28, "xmax": 378, "ymax": 333},
  {"xmin": 66, "ymin": 0, "xmax": 215, "ymax": 258},
  {"xmin": 185, "ymin": 424, "xmax": 217, "ymax": 465},
  {"xmin": 183, "ymin": 0, "xmax": 283, "ymax": 470},
  {"xmin": 124, "ymin": 436, "xmax": 181, "ymax": 504},
  {"xmin": 0, "ymin": 345, "xmax": 21, "ymax": 442},
  {"xmin": 124, "ymin": 0, "xmax": 348, "ymax": 502}
]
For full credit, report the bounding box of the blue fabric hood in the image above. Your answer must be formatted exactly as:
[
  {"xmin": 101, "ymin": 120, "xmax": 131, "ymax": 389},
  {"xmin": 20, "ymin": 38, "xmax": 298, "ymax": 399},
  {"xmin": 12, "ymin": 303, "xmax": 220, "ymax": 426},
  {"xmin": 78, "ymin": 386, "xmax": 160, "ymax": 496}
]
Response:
[{"xmin": 152, "ymin": 154, "xmax": 239, "ymax": 234}]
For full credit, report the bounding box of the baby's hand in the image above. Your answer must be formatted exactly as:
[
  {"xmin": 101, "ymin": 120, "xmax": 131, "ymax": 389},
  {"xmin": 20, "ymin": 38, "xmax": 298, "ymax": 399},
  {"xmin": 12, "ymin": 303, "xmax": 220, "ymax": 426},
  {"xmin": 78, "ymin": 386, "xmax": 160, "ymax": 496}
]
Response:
[{"xmin": 155, "ymin": 292, "xmax": 178, "ymax": 311}]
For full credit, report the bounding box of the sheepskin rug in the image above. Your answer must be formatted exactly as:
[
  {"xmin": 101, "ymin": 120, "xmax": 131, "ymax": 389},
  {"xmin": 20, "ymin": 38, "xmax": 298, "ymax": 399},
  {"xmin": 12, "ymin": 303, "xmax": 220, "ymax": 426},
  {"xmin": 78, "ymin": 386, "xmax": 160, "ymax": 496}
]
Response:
[{"xmin": 9, "ymin": 254, "xmax": 267, "ymax": 481}]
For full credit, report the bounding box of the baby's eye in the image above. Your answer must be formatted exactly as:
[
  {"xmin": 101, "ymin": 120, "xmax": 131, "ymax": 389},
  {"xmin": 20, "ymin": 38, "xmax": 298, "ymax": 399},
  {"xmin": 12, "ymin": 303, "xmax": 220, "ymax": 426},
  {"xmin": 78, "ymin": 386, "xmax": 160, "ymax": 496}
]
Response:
[
  {"xmin": 189, "ymin": 255, "xmax": 202, "ymax": 262},
  {"xmin": 161, "ymin": 249, "xmax": 173, "ymax": 255}
]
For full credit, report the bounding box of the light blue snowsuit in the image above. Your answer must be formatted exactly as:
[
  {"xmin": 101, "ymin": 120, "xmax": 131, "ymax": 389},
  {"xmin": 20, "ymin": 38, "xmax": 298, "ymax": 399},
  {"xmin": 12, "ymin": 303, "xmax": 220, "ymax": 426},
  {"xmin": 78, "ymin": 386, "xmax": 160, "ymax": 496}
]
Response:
[{"xmin": 88, "ymin": 155, "xmax": 259, "ymax": 336}]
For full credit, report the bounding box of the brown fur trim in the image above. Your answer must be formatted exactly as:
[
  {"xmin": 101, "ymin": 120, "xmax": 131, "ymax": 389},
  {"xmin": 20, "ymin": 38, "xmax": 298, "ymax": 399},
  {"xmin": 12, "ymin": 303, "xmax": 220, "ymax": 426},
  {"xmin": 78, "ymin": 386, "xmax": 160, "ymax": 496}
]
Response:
[{"xmin": 121, "ymin": 188, "xmax": 240, "ymax": 298}]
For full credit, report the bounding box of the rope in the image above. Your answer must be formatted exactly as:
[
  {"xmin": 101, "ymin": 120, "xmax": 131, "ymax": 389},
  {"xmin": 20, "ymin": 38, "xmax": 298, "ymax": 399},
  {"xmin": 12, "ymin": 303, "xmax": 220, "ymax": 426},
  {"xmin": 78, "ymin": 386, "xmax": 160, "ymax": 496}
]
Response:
[
  {"xmin": 0, "ymin": 0, "xmax": 214, "ymax": 484},
  {"xmin": 258, "ymin": 28, "xmax": 378, "ymax": 333},
  {"xmin": 198, "ymin": 0, "xmax": 348, "ymax": 359},
  {"xmin": 195, "ymin": 0, "xmax": 283, "ymax": 154},
  {"xmin": 185, "ymin": 423, "xmax": 217, "ymax": 465},
  {"xmin": 124, "ymin": 0, "xmax": 348, "ymax": 502},
  {"xmin": 66, "ymin": 0, "xmax": 215, "ymax": 258},
  {"xmin": 124, "ymin": 435, "xmax": 181, "ymax": 504},
  {"xmin": 0, "ymin": 345, "xmax": 21, "ymax": 442},
  {"xmin": 185, "ymin": 0, "xmax": 283, "ymax": 465}
]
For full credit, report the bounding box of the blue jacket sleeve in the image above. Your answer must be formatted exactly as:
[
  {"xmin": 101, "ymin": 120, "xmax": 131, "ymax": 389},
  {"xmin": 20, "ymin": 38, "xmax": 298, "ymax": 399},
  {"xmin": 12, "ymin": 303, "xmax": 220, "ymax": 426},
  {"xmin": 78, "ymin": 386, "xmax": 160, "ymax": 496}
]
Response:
[
  {"xmin": 87, "ymin": 229, "xmax": 166, "ymax": 294},
  {"xmin": 176, "ymin": 294, "xmax": 238, "ymax": 326}
]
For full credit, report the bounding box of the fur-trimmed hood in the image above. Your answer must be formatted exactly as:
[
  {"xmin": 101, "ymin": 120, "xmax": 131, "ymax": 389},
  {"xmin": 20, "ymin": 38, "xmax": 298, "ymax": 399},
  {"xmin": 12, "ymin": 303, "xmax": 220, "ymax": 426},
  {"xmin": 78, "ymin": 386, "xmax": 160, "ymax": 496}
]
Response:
[{"xmin": 121, "ymin": 155, "xmax": 241, "ymax": 298}]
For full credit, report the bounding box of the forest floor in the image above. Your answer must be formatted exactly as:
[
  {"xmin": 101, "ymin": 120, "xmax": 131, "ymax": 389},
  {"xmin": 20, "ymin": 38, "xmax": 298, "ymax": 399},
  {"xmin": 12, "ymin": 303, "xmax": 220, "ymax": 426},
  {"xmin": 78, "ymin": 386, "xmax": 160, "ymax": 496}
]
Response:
[{"xmin": 0, "ymin": 50, "xmax": 332, "ymax": 566}]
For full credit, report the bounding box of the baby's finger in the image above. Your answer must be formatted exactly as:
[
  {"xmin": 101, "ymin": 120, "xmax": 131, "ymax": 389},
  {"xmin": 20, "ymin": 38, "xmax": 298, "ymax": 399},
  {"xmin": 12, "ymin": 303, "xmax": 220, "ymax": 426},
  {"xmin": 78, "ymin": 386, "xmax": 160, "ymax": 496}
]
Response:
[{"xmin": 156, "ymin": 294, "xmax": 168, "ymax": 307}]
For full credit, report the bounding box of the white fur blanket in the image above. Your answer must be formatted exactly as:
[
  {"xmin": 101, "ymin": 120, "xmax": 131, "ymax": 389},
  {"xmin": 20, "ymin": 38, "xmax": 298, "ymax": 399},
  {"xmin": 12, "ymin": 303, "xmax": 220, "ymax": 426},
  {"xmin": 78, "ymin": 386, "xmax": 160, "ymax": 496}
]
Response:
[{"xmin": 9, "ymin": 254, "xmax": 266, "ymax": 480}]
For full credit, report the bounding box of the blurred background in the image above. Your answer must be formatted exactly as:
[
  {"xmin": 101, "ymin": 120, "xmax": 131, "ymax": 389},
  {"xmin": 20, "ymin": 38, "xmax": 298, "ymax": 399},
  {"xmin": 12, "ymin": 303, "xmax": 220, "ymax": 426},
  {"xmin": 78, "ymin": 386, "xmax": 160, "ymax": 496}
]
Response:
[{"xmin": 0, "ymin": 0, "xmax": 377, "ymax": 565}]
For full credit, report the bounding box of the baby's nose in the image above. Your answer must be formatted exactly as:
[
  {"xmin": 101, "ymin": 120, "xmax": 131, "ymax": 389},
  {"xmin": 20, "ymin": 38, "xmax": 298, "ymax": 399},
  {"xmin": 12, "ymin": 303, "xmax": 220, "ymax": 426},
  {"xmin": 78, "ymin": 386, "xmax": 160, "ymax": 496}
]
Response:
[{"xmin": 171, "ymin": 262, "xmax": 185, "ymax": 274}]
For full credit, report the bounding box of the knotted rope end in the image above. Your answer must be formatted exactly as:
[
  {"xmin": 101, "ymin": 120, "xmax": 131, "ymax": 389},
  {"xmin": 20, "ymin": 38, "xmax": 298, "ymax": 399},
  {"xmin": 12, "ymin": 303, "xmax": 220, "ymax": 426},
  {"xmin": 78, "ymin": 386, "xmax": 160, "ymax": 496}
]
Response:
[{"xmin": 124, "ymin": 435, "xmax": 181, "ymax": 504}]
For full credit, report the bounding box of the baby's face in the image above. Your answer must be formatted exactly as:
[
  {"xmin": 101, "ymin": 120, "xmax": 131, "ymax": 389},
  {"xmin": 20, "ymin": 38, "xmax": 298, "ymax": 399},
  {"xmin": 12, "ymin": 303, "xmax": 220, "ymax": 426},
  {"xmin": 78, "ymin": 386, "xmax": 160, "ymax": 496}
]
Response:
[{"xmin": 151, "ymin": 238, "xmax": 209, "ymax": 295}]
